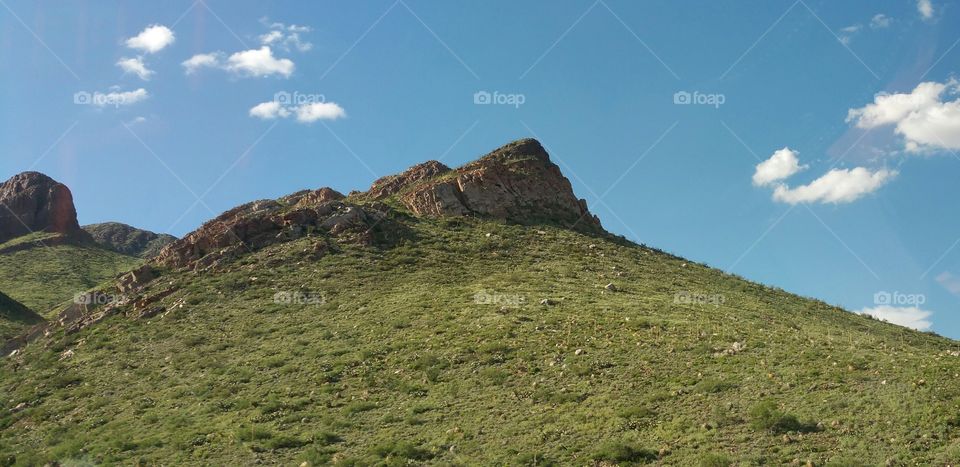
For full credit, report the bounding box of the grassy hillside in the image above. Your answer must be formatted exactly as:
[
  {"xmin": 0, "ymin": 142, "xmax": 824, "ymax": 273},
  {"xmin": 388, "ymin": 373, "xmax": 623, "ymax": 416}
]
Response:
[
  {"xmin": 2, "ymin": 216, "xmax": 959, "ymax": 466},
  {"xmin": 0, "ymin": 235, "xmax": 141, "ymax": 316},
  {"xmin": 0, "ymin": 292, "xmax": 42, "ymax": 342}
]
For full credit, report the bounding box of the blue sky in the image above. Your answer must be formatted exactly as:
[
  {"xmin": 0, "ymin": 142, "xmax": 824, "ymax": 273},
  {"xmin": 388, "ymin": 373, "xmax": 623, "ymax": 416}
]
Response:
[{"xmin": 2, "ymin": 0, "xmax": 960, "ymax": 337}]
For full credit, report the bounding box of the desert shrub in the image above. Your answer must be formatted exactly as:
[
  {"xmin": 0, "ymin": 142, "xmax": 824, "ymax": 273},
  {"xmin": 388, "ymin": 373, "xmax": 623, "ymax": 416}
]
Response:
[
  {"xmin": 698, "ymin": 452, "xmax": 733, "ymax": 467},
  {"xmin": 371, "ymin": 440, "xmax": 432, "ymax": 461},
  {"xmin": 749, "ymin": 400, "xmax": 815, "ymax": 433},
  {"xmin": 591, "ymin": 441, "xmax": 657, "ymax": 463}
]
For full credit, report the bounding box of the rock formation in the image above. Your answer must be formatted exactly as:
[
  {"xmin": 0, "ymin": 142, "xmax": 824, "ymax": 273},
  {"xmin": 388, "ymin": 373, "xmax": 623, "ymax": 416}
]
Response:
[
  {"xmin": 83, "ymin": 222, "xmax": 177, "ymax": 258},
  {"xmin": 0, "ymin": 172, "xmax": 89, "ymax": 244}
]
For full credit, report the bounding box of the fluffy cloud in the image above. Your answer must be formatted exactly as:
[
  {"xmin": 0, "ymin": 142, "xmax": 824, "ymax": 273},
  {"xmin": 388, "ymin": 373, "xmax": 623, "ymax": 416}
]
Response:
[
  {"xmin": 181, "ymin": 53, "xmax": 222, "ymax": 75},
  {"xmin": 116, "ymin": 57, "xmax": 153, "ymax": 80},
  {"xmin": 249, "ymin": 100, "xmax": 345, "ymax": 123},
  {"xmin": 225, "ymin": 47, "xmax": 294, "ymax": 78},
  {"xmin": 847, "ymin": 80, "xmax": 960, "ymax": 152},
  {"xmin": 918, "ymin": 0, "xmax": 934, "ymax": 19},
  {"xmin": 858, "ymin": 305, "xmax": 932, "ymax": 331},
  {"xmin": 125, "ymin": 25, "xmax": 175, "ymax": 54},
  {"xmin": 753, "ymin": 147, "xmax": 807, "ymax": 186},
  {"xmin": 295, "ymin": 102, "xmax": 346, "ymax": 122},
  {"xmin": 870, "ymin": 14, "xmax": 892, "ymax": 29},
  {"xmin": 249, "ymin": 101, "xmax": 290, "ymax": 119},
  {"xmin": 772, "ymin": 167, "xmax": 897, "ymax": 204}
]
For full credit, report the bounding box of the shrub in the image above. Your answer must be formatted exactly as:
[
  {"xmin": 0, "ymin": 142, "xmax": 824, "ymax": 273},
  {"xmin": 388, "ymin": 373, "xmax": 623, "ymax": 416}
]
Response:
[
  {"xmin": 749, "ymin": 401, "xmax": 815, "ymax": 433},
  {"xmin": 698, "ymin": 452, "xmax": 733, "ymax": 467},
  {"xmin": 591, "ymin": 441, "xmax": 657, "ymax": 463}
]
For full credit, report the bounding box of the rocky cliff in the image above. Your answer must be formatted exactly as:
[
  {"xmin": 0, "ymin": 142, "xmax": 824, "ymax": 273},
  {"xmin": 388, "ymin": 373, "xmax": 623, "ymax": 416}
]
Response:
[
  {"xmin": 83, "ymin": 222, "xmax": 177, "ymax": 258},
  {"xmin": 0, "ymin": 172, "xmax": 89, "ymax": 245}
]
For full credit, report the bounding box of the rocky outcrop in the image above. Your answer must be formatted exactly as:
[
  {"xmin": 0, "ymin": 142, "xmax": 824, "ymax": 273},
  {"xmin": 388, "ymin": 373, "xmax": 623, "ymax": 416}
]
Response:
[
  {"xmin": 153, "ymin": 192, "xmax": 386, "ymax": 270},
  {"xmin": 366, "ymin": 139, "xmax": 602, "ymax": 231},
  {"xmin": 0, "ymin": 172, "xmax": 90, "ymax": 244},
  {"xmin": 83, "ymin": 222, "xmax": 177, "ymax": 258}
]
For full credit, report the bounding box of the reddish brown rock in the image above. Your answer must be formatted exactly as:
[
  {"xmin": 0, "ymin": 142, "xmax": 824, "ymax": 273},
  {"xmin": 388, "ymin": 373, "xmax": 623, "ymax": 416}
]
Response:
[
  {"xmin": 366, "ymin": 139, "xmax": 602, "ymax": 231},
  {"xmin": 0, "ymin": 172, "xmax": 90, "ymax": 244}
]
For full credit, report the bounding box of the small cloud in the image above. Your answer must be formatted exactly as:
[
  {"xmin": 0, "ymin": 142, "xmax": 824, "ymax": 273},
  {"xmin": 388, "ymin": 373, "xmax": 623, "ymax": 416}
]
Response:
[
  {"xmin": 249, "ymin": 99, "xmax": 345, "ymax": 123},
  {"xmin": 870, "ymin": 14, "xmax": 892, "ymax": 29},
  {"xmin": 936, "ymin": 272, "xmax": 960, "ymax": 295},
  {"xmin": 74, "ymin": 88, "xmax": 149, "ymax": 108},
  {"xmin": 918, "ymin": 0, "xmax": 934, "ymax": 20},
  {"xmin": 116, "ymin": 56, "xmax": 153, "ymax": 80},
  {"xmin": 858, "ymin": 305, "xmax": 933, "ymax": 331},
  {"xmin": 295, "ymin": 102, "xmax": 346, "ymax": 122},
  {"xmin": 838, "ymin": 24, "xmax": 862, "ymax": 45},
  {"xmin": 225, "ymin": 46, "xmax": 294, "ymax": 78},
  {"xmin": 249, "ymin": 101, "xmax": 290, "ymax": 119},
  {"xmin": 772, "ymin": 167, "xmax": 897, "ymax": 204},
  {"xmin": 127, "ymin": 116, "xmax": 147, "ymax": 125},
  {"xmin": 182, "ymin": 52, "xmax": 223, "ymax": 75},
  {"xmin": 257, "ymin": 19, "xmax": 312, "ymax": 52},
  {"xmin": 847, "ymin": 79, "xmax": 960, "ymax": 152},
  {"xmin": 125, "ymin": 24, "xmax": 175, "ymax": 54},
  {"xmin": 753, "ymin": 147, "xmax": 807, "ymax": 187}
]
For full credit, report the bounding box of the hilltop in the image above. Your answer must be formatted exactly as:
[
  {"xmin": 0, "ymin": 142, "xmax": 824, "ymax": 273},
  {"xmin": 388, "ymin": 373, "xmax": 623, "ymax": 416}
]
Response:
[
  {"xmin": 1, "ymin": 139, "xmax": 959, "ymax": 465},
  {"xmin": 83, "ymin": 222, "xmax": 176, "ymax": 259}
]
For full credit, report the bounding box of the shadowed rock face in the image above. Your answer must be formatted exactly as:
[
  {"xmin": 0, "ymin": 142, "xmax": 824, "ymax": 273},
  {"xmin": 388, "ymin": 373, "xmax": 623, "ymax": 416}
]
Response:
[
  {"xmin": 0, "ymin": 172, "xmax": 89, "ymax": 244},
  {"xmin": 368, "ymin": 139, "xmax": 602, "ymax": 231}
]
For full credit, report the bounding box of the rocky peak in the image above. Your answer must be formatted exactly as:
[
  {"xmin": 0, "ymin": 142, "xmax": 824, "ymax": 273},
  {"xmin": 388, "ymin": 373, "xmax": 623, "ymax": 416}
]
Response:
[
  {"xmin": 366, "ymin": 138, "xmax": 602, "ymax": 231},
  {"xmin": 0, "ymin": 172, "xmax": 89, "ymax": 244}
]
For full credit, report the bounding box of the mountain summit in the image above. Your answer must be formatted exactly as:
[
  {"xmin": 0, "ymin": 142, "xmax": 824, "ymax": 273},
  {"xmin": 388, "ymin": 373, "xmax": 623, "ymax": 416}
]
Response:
[{"xmin": 0, "ymin": 172, "xmax": 89, "ymax": 244}]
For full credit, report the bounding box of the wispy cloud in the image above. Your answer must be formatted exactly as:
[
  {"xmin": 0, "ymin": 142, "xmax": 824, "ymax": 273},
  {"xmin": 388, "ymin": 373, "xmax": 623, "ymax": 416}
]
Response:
[{"xmin": 859, "ymin": 305, "xmax": 933, "ymax": 331}]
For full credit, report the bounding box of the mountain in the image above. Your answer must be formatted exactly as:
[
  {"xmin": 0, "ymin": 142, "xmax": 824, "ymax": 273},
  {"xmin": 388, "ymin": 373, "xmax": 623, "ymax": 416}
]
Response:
[
  {"xmin": 0, "ymin": 173, "xmax": 142, "ymax": 315},
  {"xmin": 83, "ymin": 222, "xmax": 176, "ymax": 258},
  {"xmin": 2, "ymin": 139, "xmax": 959, "ymax": 465},
  {"xmin": 0, "ymin": 291, "xmax": 41, "ymax": 342}
]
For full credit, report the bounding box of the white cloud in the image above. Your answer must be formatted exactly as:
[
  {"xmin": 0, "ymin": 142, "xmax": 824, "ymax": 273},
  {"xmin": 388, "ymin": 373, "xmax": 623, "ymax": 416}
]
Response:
[
  {"xmin": 771, "ymin": 167, "xmax": 897, "ymax": 204},
  {"xmin": 753, "ymin": 147, "xmax": 807, "ymax": 186},
  {"xmin": 249, "ymin": 101, "xmax": 290, "ymax": 119},
  {"xmin": 86, "ymin": 88, "xmax": 149, "ymax": 107},
  {"xmin": 259, "ymin": 30, "xmax": 284, "ymax": 45},
  {"xmin": 116, "ymin": 57, "xmax": 153, "ymax": 80},
  {"xmin": 127, "ymin": 116, "xmax": 147, "ymax": 125},
  {"xmin": 847, "ymin": 80, "xmax": 960, "ymax": 152},
  {"xmin": 258, "ymin": 20, "xmax": 312, "ymax": 52},
  {"xmin": 858, "ymin": 305, "xmax": 932, "ymax": 331},
  {"xmin": 295, "ymin": 102, "xmax": 346, "ymax": 122},
  {"xmin": 870, "ymin": 14, "xmax": 892, "ymax": 29},
  {"xmin": 225, "ymin": 47, "xmax": 294, "ymax": 78},
  {"xmin": 918, "ymin": 0, "xmax": 934, "ymax": 20},
  {"xmin": 125, "ymin": 25, "xmax": 175, "ymax": 54},
  {"xmin": 249, "ymin": 99, "xmax": 345, "ymax": 123},
  {"xmin": 936, "ymin": 272, "xmax": 960, "ymax": 295},
  {"xmin": 181, "ymin": 53, "xmax": 222, "ymax": 75}
]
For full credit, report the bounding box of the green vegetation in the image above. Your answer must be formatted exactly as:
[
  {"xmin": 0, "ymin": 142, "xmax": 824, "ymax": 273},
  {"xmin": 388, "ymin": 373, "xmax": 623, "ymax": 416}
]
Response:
[
  {"xmin": 0, "ymin": 240, "xmax": 140, "ymax": 316},
  {"xmin": 1, "ymin": 216, "xmax": 959, "ymax": 465},
  {"xmin": 0, "ymin": 291, "xmax": 42, "ymax": 342}
]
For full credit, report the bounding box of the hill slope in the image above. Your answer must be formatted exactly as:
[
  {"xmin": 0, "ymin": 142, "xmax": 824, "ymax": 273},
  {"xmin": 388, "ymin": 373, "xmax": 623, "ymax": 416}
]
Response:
[
  {"xmin": 0, "ymin": 291, "xmax": 41, "ymax": 342},
  {"xmin": 0, "ymin": 234, "xmax": 142, "ymax": 316},
  {"xmin": 83, "ymin": 222, "xmax": 176, "ymax": 258},
  {"xmin": 1, "ymin": 140, "xmax": 959, "ymax": 465}
]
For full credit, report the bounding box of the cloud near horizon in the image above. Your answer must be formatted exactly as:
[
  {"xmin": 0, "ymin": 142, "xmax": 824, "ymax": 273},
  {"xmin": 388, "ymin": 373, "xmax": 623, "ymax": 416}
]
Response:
[{"xmin": 858, "ymin": 305, "xmax": 933, "ymax": 331}]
